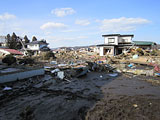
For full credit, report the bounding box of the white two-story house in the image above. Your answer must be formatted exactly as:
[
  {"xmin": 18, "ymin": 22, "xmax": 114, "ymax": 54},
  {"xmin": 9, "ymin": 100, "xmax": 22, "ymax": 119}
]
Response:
[
  {"xmin": 97, "ymin": 34, "xmax": 134, "ymax": 56},
  {"xmin": 26, "ymin": 40, "xmax": 50, "ymax": 55}
]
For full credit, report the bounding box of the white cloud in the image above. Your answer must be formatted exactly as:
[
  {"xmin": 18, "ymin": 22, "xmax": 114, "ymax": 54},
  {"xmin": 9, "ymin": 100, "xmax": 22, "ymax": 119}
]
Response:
[
  {"xmin": 75, "ymin": 19, "xmax": 90, "ymax": 26},
  {"xmin": 51, "ymin": 8, "xmax": 76, "ymax": 17},
  {"xmin": 0, "ymin": 13, "xmax": 16, "ymax": 21},
  {"xmin": 0, "ymin": 13, "xmax": 19, "ymax": 35},
  {"xmin": 40, "ymin": 22, "xmax": 68, "ymax": 30},
  {"xmin": 100, "ymin": 17, "xmax": 150, "ymax": 32}
]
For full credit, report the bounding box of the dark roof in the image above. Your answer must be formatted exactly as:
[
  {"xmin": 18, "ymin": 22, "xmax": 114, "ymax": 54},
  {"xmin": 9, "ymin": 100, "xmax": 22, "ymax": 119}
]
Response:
[
  {"xmin": 102, "ymin": 34, "xmax": 120, "ymax": 37},
  {"xmin": 133, "ymin": 41, "xmax": 156, "ymax": 46},
  {"xmin": 97, "ymin": 44, "xmax": 118, "ymax": 47},
  {"xmin": 40, "ymin": 46, "xmax": 50, "ymax": 51},
  {"xmin": 120, "ymin": 35, "xmax": 134, "ymax": 37},
  {"xmin": 102, "ymin": 34, "xmax": 134, "ymax": 37},
  {"xmin": 26, "ymin": 41, "xmax": 48, "ymax": 45}
]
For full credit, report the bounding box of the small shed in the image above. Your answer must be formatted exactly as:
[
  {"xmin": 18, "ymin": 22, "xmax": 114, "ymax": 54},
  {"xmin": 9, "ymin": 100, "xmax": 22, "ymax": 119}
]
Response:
[{"xmin": 133, "ymin": 41, "xmax": 157, "ymax": 49}]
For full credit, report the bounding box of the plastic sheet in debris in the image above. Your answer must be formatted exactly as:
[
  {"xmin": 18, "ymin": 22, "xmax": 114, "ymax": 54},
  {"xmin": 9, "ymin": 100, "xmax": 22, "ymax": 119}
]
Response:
[
  {"xmin": 51, "ymin": 69, "xmax": 60, "ymax": 74},
  {"xmin": 57, "ymin": 71, "xmax": 65, "ymax": 79},
  {"xmin": 98, "ymin": 61, "xmax": 103, "ymax": 64},
  {"xmin": 50, "ymin": 61, "xmax": 57, "ymax": 65},
  {"xmin": 3, "ymin": 87, "xmax": 12, "ymax": 91},
  {"xmin": 108, "ymin": 73, "xmax": 118, "ymax": 77},
  {"xmin": 44, "ymin": 66, "xmax": 51, "ymax": 69},
  {"xmin": 128, "ymin": 64, "xmax": 133, "ymax": 68},
  {"xmin": 132, "ymin": 54, "xmax": 139, "ymax": 59},
  {"xmin": 100, "ymin": 75, "xmax": 103, "ymax": 78},
  {"xmin": 154, "ymin": 65, "xmax": 160, "ymax": 73},
  {"xmin": 73, "ymin": 65, "xmax": 86, "ymax": 68},
  {"xmin": 155, "ymin": 73, "xmax": 160, "ymax": 77},
  {"xmin": 58, "ymin": 64, "xmax": 67, "ymax": 67}
]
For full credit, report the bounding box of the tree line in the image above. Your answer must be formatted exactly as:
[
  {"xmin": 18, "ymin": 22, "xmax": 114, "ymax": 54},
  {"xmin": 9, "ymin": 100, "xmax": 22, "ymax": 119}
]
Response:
[{"xmin": 5, "ymin": 32, "xmax": 38, "ymax": 50}]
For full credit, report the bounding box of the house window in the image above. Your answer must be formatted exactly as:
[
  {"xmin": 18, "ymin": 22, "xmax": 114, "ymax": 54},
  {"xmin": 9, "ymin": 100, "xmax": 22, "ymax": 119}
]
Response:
[{"xmin": 108, "ymin": 38, "xmax": 115, "ymax": 43}]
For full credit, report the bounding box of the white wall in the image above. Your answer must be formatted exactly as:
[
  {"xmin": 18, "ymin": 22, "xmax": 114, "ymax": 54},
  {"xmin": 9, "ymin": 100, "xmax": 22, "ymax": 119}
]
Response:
[
  {"xmin": 100, "ymin": 47, "xmax": 104, "ymax": 56},
  {"xmin": 104, "ymin": 36, "xmax": 132, "ymax": 44},
  {"xmin": 118, "ymin": 36, "xmax": 132, "ymax": 43},
  {"xmin": 99, "ymin": 46, "xmax": 115, "ymax": 56},
  {"xmin": 27, "ymin": 44, "xmax": 40, "ymax": 50},
  {"xmin": 104, "ymin": 36, "xmax": 118, "ymax": 45}
]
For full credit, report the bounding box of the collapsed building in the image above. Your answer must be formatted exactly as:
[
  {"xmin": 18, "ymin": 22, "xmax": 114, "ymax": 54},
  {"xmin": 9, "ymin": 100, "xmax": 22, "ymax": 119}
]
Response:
[{"xmin": 0, "ymin": 48, "xmax": 23, "ymax": 56}]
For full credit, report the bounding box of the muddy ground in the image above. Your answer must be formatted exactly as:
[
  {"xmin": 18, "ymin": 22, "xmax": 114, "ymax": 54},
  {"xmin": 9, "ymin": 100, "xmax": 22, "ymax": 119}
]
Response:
[{"xmin": 0, "ymin": 72, "xmax": 160, "ymax": 120}]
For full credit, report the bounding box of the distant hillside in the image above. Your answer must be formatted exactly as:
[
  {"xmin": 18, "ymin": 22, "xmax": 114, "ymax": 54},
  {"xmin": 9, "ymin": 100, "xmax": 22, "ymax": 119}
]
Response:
[{"xmin": 51, "ymin": 45, "xmax": 96, "ymax": 50}]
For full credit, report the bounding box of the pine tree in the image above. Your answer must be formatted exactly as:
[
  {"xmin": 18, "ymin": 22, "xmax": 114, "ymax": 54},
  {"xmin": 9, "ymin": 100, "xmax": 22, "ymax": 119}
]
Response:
[
  {"xmin": 6, "ymin": 33, "xmax": 22, "ymax": 49},
  {"xmin": 5, "ymin": 34, "xmax": 11, "ymax": 48},
  {"xmin": 16, "ymin": 36, "xmax": 22, "ymax": 49},
  {"xmin": 24, "ymin": 35, "xmax": 30, "ymax": 43},
  {"xmin": 10, "ymin": 32, "xmax": 18, "ymax": 49},
  {"xmin": 32, "ymin": 36, "xmax": 37, "ymax": 42}
]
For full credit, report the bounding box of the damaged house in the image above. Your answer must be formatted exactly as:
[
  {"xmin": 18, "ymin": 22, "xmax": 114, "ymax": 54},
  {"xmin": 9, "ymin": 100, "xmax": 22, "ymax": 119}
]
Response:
[
  {"xmin": 25, "ymin": 40, "xmax": 50, "ymax": 55},
  {"xmin": 98, "ymin": 34, "xmax": 134, "ymax": 56},
  {"xmin": 97, "ymin": 34, "xmax": 157, "ymax": 56}
]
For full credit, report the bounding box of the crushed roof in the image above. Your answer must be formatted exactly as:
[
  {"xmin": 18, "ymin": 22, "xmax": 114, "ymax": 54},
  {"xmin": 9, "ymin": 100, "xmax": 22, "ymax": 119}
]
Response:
[{"xmin": 0, "ymin": 48, "xmax": 23, "ymax": 55}]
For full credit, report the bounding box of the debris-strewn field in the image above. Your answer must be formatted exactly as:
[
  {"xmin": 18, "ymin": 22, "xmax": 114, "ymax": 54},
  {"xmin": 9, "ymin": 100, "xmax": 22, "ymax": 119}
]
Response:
[
  {"xmin": 0, "ymin": 49, "xmax": 160, "ymax": 120},
  {"xmin": 0, "ymin": 72, "xmax": 160, "ymax": 120},
  {"xmin": 86, "ymin": 95, "xmax": 160, "ymax": 120}
]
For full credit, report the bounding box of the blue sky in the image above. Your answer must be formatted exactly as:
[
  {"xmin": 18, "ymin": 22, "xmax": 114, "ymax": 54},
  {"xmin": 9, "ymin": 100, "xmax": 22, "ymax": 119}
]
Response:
[{"xmin": 0, "ymin": 0, "xmax": 160, "ymax": 48}]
